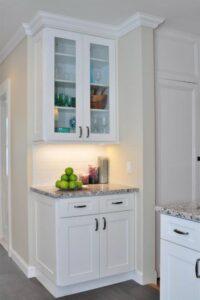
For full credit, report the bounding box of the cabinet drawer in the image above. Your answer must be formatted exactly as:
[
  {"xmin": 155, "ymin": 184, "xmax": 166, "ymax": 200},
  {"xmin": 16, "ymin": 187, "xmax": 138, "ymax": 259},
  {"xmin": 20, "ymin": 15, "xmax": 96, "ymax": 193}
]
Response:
[
  {"xmin": 100, "ymin": 194, "xmax": 134, "ymax": 213},
  {"xmin": 161, "ymin": 214, "xmax": 200, "ymax": 251},
  {"xmin": 57, "ymin": 197, "xmax": 99, "ymax": 218}
]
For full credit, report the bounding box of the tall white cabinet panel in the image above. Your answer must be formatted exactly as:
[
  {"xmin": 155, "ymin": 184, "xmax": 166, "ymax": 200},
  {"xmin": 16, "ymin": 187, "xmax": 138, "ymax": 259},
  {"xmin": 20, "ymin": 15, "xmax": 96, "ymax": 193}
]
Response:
[
  {"xmin": 100, "ymin": 211, "xmax": 134, "ymax": 277},
  {"xmin": 161, "ymin": 239, "xmax": 200, "ymax": 300},
  {"xmin": 84, "ymin": 36, "xmax": 117, "ymax": 142},
  {"xmin": 57, "ymin": 215, "xmax": 100, "ymax": 286},
  {"xmin": 155, "ymin": 30, "xmax": 199, "ymax": 82},
  {"xmin": 156, "ymin": 79, "xmax": 199, "ymax": 205}
]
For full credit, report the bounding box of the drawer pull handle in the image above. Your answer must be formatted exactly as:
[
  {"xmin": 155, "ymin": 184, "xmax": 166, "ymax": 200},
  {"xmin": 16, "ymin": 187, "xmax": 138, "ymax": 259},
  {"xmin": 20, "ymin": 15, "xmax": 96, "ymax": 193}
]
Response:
[
  {"xmin": 195, "ymin": 259, "xmax": 200, "ymax": 278},
  {"xmin": 74, "ymin": 205, "xmax": 87, "ymax": 208},
  {"xmin": 173, "ymin": 229, "xmax": 189, "ymax": 235},
  {"xmin": 95, "ymin": 218, "xmax": 99, "ymax": 231},
  {"xmin": 112, "ymin": 201, "xmax": 123, "ymax": 205},
  {"xmin": 103, "ymin": 217, "xmax": 106, "ymax": 230}
]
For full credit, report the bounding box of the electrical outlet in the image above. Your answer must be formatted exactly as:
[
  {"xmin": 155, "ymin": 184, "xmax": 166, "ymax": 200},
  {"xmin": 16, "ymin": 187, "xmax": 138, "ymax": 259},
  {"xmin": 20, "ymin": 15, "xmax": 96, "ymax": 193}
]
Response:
[{"xmin": 126, "ymin": 161, "xmax": 133, "ymax": 174}]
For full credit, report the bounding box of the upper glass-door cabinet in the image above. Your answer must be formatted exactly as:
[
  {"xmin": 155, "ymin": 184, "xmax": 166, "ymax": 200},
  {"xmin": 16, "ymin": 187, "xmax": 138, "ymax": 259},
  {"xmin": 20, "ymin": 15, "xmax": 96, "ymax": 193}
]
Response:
[
  {"xmin": 84, "ymin": 36, "xmax": 117, "ymax": 142},
  {"xmin": 33, "ymin": 29, "xmax": 83, "ymax": 142},
  {"xmin": 33, "ymin": 29, "xmax": 117, "ymax": 143}
]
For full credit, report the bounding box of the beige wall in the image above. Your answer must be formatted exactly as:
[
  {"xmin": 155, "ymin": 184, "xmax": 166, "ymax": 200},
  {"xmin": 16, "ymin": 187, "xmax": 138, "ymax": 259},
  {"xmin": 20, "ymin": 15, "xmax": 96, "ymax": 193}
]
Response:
[
  {"xmin": 107, "ymin": 27, "xmax": 156, "ymax": 284},
  {"xmin": 0, "ymin": 39, "xmax": 29, "ymax": 263}
]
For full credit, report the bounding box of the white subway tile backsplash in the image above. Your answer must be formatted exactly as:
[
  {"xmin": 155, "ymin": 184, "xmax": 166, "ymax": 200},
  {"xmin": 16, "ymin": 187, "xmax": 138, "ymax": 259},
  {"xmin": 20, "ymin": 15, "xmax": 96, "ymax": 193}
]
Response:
[{"xmin": 32, "ymin": 144, "xmax": 107, "ymax": 186}]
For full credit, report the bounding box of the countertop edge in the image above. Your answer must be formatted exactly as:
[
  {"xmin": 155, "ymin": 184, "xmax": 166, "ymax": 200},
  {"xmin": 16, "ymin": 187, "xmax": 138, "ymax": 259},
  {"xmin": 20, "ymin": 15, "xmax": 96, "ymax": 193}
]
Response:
[
  {"xmin": 156, "ymin": 205, "xmax": 200, "ymax": 223},
  {"xmin": 30, "ymin": 185, "xmax": 139, "ymax": 199}
]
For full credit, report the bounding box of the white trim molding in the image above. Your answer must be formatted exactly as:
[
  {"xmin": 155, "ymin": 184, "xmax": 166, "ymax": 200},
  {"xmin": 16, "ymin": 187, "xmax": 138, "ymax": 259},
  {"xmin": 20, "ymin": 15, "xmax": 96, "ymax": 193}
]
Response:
[
  {"xmin": 36, "ymin": 270, "xmax": 145, "ymax": 298},
  {"xmin": 0, "ymin": 10, "xmax": 164, "ymax": 65},
  {"xmin": 117, "ymin": 12, "xmax": 164, "ymax": 37},
  {"xmin": 0, "ymin": 79, "xmax": 12, "ymax": 258},
  {"xmin": 11, "ymin": 248, "xmax": 36, "ymax": 278}
]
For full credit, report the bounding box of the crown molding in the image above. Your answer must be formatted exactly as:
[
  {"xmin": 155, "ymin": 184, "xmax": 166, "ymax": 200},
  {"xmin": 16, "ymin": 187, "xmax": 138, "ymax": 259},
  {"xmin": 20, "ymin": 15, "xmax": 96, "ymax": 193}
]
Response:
[
  {"xmin": 24, "ymin": 10, "xmax": 164, "ymax": 38},
  {"xmin": 23, "ymin": 10, "xmax": 118, "ymax": 39},
  {"xmin": 0, "ymin": 26, "xmax": 27, "ymax": 65},
  {"xmin": 0, "ymin": 10, "xmax": 164, "ymax": 65},
  {"xmin": 117, "ymin": 12, "xmax": 164, "ymax": 37}
]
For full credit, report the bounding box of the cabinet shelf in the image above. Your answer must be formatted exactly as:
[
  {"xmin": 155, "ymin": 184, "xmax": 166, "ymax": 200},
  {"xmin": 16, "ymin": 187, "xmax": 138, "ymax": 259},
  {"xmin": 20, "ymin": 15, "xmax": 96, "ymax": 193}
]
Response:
[
  {"xmin": 55, "ymin": 52, "xmax": 75, "ymax": 58},
  {"xmin": 90, "ymin": 57, "xmax": 108, "ymax": 63},
  {"xmin": 55, "ymin": 79, "xmax": 76, "ymax": 84},
  {"xmin": 55, "ymin": 106, "xmax": 76, "ymax": 111},
  {"xmin": 90, "ymin": 83, "xmax": 109, "ymax": 88},
  {"xmin": 91, "ymin": 109, "xmax": 109, "ymax": 112}
]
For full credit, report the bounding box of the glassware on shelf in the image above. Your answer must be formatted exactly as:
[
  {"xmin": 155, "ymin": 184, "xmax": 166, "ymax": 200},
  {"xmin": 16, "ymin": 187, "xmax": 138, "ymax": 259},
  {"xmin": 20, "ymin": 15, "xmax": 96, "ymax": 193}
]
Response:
[
  {"xmin": 69, "ymin": 117, "xmax": 76, "ymax": 131},
  {"xmin": 91, "ymin": 114, "xmax": 99, "ymax": 133},
  {"xmin": 55, "ymin": 127, "xmax": 71, "ymax": 133},
  {"xmin": 101, "ymin": 115, "xmax": 108, "ymax": 133},
  {"xmin": 79, "ymin": 174, "xmax": 89, "ymax": 185},
  {"xmin": 88, "ymin": 165, "xmax": 99, "ymax": 184},
  {"xmin": 94, "ymin": 69, "xmax": 102, "ymax": 83}
]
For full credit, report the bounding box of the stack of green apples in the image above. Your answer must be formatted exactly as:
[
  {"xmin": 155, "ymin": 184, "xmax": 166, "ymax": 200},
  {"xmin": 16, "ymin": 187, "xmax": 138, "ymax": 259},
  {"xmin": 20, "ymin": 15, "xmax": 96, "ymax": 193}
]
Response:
[{"xmin": 55, "ymin": 167, "xmax": 83, "ymax": 190}]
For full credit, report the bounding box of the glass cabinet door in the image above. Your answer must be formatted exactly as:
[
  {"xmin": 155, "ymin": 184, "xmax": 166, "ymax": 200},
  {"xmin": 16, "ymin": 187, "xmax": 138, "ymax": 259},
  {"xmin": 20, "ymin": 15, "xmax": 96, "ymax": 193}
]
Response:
[
  {"xmin": 54, "ymin": 37, "xmax": 78, "ymax": 137},
  {"xmin": 85, "ymin": 37, "xmax": 116, "ymax": 141},
  {"xmin": 90, "ymin": 44, "xmax": 110, "ymax": 135}
]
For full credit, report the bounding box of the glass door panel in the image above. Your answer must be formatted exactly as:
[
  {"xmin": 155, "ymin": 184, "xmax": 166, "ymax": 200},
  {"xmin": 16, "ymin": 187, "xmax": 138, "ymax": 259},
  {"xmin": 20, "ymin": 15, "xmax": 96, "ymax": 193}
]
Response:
[
  {"xmin": 90, "ymin": 44, "xmax": 110, "ymax": 134},
  {"xmin": 54, "ymin": 37, "xmax": 76, "ymax": 134}
]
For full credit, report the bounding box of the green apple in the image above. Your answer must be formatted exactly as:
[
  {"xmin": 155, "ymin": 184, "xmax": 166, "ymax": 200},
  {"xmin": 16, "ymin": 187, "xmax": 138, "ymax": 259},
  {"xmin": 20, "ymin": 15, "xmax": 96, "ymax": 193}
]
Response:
[
  {"xmin": 59, "ymin": 180, "xmax": 69, "ymax": 190},
  {"xmin": 69, "ymin": 174, "xmax": 77, "ymax": 181},
  {"xmin": 65, "ymin": 167, "xmax": 74, "ymax": 176},
  {"xmin": 61, "ymin": 174, "xmax": 68, "ymax": 181},
  {"xmin": 55, "ymin": 180, "xmax": 62, "ymax": 188},
  {"xmin": 69, "ymin": 181, "xmax": 76, "ymax": 190},
  {"xmin": 76, "ymin": 181, "xmax": 83, "ymax": 189}
]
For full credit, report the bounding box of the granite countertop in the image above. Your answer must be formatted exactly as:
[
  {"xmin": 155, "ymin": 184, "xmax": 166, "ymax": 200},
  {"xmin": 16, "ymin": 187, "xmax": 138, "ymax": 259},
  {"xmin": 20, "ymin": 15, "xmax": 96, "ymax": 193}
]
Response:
[
  {"xmin": 156, "ymin": 202, "xmax": 200, "ymax": 222},
  {"xmin": 30, "ymin": 184, "xmax": 138, "ymax": 199}
]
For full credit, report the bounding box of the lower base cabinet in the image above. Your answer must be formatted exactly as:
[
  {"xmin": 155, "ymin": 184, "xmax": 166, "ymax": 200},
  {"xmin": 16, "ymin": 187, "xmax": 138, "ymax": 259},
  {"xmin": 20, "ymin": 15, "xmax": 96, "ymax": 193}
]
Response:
[
  {"xmin": 32, "ymin": 192, "xmax": 135, "ymax": 296},
  {"xmin": 58, "ymin": 211, "xmax": 134, "ymax": 286},
  {"xmin": 160, "ymin": 215, "xmax": 200, "ymax": 300}
]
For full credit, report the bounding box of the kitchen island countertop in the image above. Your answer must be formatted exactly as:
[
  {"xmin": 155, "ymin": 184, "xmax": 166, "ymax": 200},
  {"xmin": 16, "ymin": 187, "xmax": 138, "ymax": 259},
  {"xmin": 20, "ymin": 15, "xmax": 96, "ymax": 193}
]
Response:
[{"xmin": 156, "ymin": 202, "xmax": 200, "ymax": 222}]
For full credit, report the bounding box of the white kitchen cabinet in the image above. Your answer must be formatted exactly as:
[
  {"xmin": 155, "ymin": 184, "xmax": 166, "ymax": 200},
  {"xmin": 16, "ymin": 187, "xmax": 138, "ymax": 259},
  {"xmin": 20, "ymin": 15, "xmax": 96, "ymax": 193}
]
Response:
[
  {"xmin": 57, "ymin": 212, "xmax": 134, "ymax": 286},
  {"xmin": 160, "ymin": 214, "xmax": 200, "ymax": 300},
  {"xmin": 100, "ymin": 211, "xmax": 134, "ymax": 277},
  {"xmin": 57, "ymin": 215, "xmax": 100, "ymax": 285},
  {"xmin": 161, "ymin": 240, "xmax": 200, "ymax": 300},
  {"xmin": 31, "ymin": 192, "xmax": 135, "ymax": 297},
  {"xmin": 33, "ymin": 28, "xmax": 117, "ymax": 143}
]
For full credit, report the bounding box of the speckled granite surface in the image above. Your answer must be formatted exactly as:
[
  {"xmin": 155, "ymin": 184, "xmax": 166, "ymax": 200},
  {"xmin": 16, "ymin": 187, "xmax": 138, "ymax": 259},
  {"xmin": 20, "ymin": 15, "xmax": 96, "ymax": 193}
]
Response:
[
  {"xmin": 30, "ymin": 184, "xmax": 138, "ymax": 199},
  {"xmin": 156, "ymin": 202, "xmax": 200, "ymax": 222}
]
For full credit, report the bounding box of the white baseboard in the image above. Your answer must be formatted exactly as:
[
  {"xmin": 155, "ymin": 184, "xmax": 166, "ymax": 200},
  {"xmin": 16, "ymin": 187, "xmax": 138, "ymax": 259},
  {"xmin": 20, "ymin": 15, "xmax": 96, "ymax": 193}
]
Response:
[
  {"xmin": 10, "ymin": 248, "xmax": 36, "ymax": 278},
  {"xmin": 37, "ymin": 270, "xmax": 147, "ymax": 298},
  {"xmin": 132, "ymin": 270, "xmax": 157, "ymax": 285},
  {"xmin": 132, "ymin": 270, "xmax": 144, "ymax": 284},
  {"xmin": 0, "ymin": 238, "xmax": 8, "ymax": 252}
]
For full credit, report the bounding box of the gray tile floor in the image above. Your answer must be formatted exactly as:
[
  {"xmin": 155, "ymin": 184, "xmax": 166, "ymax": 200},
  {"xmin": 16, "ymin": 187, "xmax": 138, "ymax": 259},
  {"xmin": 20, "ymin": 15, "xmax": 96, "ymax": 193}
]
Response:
[{"xmin": 0, "ymin": 245, "xmax": 159, "ymax": 300}]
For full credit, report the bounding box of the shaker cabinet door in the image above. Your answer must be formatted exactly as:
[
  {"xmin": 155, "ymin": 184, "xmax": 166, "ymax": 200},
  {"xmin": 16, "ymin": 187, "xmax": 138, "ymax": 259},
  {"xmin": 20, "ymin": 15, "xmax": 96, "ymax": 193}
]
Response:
[
  {"xmin": 57, "ymin": 215, "xmax": 99, "ymax": 286},
  {"xmin": 160, "ymin": 240, "xmax": 200, "ymax": 300},
  {"xmin": 100, "ymin": 211, "xmax": 134, "ymax": 277}
]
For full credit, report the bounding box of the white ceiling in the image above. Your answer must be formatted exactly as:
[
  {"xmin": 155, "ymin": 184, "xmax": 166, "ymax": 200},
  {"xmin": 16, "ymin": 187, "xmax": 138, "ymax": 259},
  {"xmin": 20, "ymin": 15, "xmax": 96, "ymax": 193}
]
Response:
[{"xmin": 1, "ymin": 0, "xmax": 200, "ymax": 51}]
